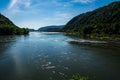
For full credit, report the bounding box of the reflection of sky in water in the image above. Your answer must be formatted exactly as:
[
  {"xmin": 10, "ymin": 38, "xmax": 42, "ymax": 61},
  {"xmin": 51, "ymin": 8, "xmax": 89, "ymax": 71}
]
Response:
[{"xmin": 0, "ymin": 32, "xmax": 120, "ymax": 80}]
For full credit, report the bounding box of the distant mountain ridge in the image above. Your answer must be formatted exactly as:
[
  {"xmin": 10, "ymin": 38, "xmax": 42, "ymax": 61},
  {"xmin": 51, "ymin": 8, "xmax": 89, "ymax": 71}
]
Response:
[
  {"xmin": 38, "ymin": 25, "xmax": 64, "ymax": 32},
  {"xmin": 29, "ymin": 29, "xmax": 36, "ymax": 32},
  {"xmin": 63, "ymin": 1, "xmax": 120, "ymax": 39},
  {"xmin": 0, "ymin": 13, "xmax": 29, "ymax": 35}
]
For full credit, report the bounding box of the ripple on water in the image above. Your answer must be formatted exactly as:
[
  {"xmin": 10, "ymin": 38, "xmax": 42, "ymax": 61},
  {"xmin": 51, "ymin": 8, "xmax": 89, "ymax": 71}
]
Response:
[
  {"xmin": 42, "ymin": 62, "xmax": 52, "ymax": 67},
  {"xmin": 52, "ymin": 71, "xmax": 56, "ymax": 74},
  {"xmin": 45, "ymin": 66, "xmax": 56, "ymax": 69},
  {"xmin": 63, "ymin": 66, "xmax": 69, "ymax": 70},
  {"xmin": 67, "ymin": 39, "xmax": 107, "ymax": 44},
  {"xmin": 41, "ymin": 62, "xmax": 56, "ymax": 70}
]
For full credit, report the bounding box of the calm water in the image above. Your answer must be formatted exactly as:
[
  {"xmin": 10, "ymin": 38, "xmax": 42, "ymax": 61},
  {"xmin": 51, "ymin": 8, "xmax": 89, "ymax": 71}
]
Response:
[{"xmin": 0, "ymin": 32, "xmax": 120, "ymax": 80}]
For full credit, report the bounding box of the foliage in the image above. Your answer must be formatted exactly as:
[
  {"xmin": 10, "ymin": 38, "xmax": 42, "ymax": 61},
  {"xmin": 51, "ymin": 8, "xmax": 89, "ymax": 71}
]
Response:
[
  {"xmin": 63, "ymin": 1, "xmax": 120, "ymax": 39},
  {"xmin": 38, "ymin": 25, "xmax": 64, "ymax": 32},
  {"xmin": 0, "ymin": 13, "xmax": 29, "ymax": 35},
  {"xmin": 70, "ymin": 74, "xmax": 89, "ymax": 80}
]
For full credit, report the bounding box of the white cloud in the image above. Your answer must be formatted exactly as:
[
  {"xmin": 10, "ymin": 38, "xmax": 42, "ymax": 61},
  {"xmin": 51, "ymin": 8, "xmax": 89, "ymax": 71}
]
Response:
[
  {"xmin": 8, "ymin": 0, "xmax": 31, "ymax": 9},
  {"xmin": 24, "ymin": 0, "xmax": 31, "ymax": 7},
  {"xmin": 55, "ymin": 11, "xmax": 72, "ymax": 19},
  {"xmin": 5, "ymin": 0, "xmax": 37, "ymax": 17},
  {"xmin": 3, "ymin": 0, "xmax": 74, "ymax": 29},
  {"xmin": 9, "ymin": 0, "xmax": 17, "ymax": 9},
  {"xmin": 73, "ymin": 0, "xmax": 95, "ymax": 3}
]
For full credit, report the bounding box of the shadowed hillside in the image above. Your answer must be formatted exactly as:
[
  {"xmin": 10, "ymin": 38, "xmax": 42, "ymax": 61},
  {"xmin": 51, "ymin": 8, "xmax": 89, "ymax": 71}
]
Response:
[
  {"xmin": 38, "ymin": 25, "xmax": 64, "ymax": 32},
  {"xmin": 0, "ymin": 13, "xmax": 29, "ymax": 35},
  {"xmin": 63, "ymin": 1, "xmax": 120, "ymax": 40}
]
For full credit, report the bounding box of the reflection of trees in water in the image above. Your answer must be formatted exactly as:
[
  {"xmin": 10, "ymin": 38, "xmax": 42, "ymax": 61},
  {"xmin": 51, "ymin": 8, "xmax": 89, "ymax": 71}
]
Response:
[
  {"xmin": 0, "ymin": 35, "xmax": 17, "ymax": 56},
  {"xmin": 22, "ymin": 34, "xmax": 29, "ymax": 40},
  {"xmin": 0, "ymin": 34, "xmax": 30, "ymax": 55}
]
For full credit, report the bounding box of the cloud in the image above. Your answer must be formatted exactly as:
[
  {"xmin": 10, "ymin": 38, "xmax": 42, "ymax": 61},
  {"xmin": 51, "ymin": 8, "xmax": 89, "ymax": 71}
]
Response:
[
  {"xmin": 9, "ymin": 0, "xmax": 17, "ymax": 9},
  {"xmin": 8, "ymin": 0, "xmax": 31, "ymax": 9},
  {"xmin": 24, "ymin": 0, "xmax": 31, "ymax": 7},
  {"xmin": 73, "ymin": 0, "xmax": 95, "ymax": 3},
  {"xmin": 55, "ymin": 11, "xmax": 72, "ymax": 19},
  {"xmin": 3, "ymin": 0, "xmax": 74, "ymax": 29},
  {"xmin": 5, "ymin": 0, "xmax": 37, "ymax": 16}
]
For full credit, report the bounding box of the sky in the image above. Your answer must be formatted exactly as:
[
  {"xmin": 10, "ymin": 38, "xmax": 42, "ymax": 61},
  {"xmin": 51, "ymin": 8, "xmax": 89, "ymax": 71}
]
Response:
[{"xmin": 0, "ymin": 0, "xmax": 119, "ymax": 29}]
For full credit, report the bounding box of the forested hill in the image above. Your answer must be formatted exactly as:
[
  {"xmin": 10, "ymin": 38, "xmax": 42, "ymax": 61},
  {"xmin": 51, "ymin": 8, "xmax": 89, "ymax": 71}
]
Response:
[
  {"xmin": 38, "ymin": 25, "xmax": 64, "ymax": 32},
  {"xmin": 63, "ymin": 1, "xmax": 120, "ymax": 39},
  {"xmin": 0, "ymin": 13, "xmax": 29, "ymax": 35},
  {"xmin": 0, "ymin": 13, "xmax": 14, "ymax": 25}
]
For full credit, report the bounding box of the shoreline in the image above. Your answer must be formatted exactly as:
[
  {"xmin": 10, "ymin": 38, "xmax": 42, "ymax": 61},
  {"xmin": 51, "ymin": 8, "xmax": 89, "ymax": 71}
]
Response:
[{"xmin": 65, "ymin": 32, "xmax": 120, "ymax": 42}]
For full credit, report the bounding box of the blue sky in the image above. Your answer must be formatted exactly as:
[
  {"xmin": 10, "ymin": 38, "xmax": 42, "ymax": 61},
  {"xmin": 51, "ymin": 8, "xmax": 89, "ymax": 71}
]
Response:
[{"xmin": 0, "ymin": 0, "xmax": 119, "ymax": 29}]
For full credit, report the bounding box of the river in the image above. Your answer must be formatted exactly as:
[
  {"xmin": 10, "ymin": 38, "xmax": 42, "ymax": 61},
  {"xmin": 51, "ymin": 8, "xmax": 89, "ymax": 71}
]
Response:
[{"xmin": 0, "ymin": 32, "xmax": 120, "ymax": 80}]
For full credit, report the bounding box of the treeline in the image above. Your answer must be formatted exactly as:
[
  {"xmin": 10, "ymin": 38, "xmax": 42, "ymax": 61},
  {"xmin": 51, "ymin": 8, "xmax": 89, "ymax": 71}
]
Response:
[
  {"xmin": 63, "ymin": 1, "xmax": 120, "ymax": 39},
  {"xmin": 38, "ymin": 25, "xmax": 64, "ymax": 32},
  {"xmin": 0, "ymin": 13, "xmax": 29, "ymax": 35},
  {"xmin": 0, "ymin": 24, "xmax": 29, "ymax": 35},
  {"xmin": 66, "ymin": 23, "xmax": 120, "ymax": 37}
]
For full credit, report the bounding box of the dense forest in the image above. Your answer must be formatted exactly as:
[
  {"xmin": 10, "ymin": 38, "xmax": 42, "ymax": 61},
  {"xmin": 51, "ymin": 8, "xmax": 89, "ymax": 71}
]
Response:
[
  {"xmin": 0, "ymin": 13, "xmax": 29, "ymax": 35},
  {"xmin": 38, "ymin": 25, "xmax": 64, "ymax": 32},
  {"xmin": 63, "ymin": 1, "xmax": 120, "ymax": 39}
]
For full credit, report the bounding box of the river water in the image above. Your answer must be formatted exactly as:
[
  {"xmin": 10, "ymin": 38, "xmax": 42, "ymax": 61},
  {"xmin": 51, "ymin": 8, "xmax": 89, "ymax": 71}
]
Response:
[{"xmin": 0, "ymin": 32, "xmax": 120, "ymax": 80}]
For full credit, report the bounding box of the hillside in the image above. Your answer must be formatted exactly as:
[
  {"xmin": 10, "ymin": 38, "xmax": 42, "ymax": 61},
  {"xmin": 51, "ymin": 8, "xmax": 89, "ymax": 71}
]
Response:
[
  {"xmin": 0, "ymin": 13, "xmax": 29, "ymax": 35},
  {"xmin": 63, "ymin": 1, "xmax": 120, "ymax": 40},
  {"xmin": 38, "ymin": 25, "xmax": 64, "ymax": 32},
  {"xmin": 29, "ymin": 29, "xmax": 36, "ymax": 32}
]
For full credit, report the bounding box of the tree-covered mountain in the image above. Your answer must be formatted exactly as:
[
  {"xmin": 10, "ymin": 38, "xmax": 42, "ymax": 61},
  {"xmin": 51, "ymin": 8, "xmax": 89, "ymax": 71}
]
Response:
[
  {"xmin": 63, "ymin": 1, "xmax": 120, "ymax": 39},
  {"xmin": 29, "ymin": 29, "xmax": 36, "ymax": 32},
  {"xmin": 0, "ymin": 13, "xmax": 29, "ymax": 35},
  {"xmin": 38, "ymin": 25, "xmax": 64, "ymax": 32}
]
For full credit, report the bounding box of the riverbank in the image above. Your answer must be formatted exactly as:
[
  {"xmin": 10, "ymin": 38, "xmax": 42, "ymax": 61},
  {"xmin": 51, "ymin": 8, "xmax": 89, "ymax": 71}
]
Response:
[{"xmin": 65, "ymin": 32, "xmax": 120, "ymax": 41}]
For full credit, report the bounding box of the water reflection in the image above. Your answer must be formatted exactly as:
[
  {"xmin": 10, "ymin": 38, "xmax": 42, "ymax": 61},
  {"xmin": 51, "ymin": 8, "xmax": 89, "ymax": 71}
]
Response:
[
  {"xmin": 0, "ymin": 35, "xmax": 17, "ymax": 58},
  {"xmin": 0, "ymin": 32, "xmax": 120, "ymax": 80}
]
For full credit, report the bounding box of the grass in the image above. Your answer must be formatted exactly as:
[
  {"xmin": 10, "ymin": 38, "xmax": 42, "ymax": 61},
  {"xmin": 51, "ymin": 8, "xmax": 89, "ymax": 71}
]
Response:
[{"xmin": 70, "ymin": 74, "xmax": 89, "ymax": 80}]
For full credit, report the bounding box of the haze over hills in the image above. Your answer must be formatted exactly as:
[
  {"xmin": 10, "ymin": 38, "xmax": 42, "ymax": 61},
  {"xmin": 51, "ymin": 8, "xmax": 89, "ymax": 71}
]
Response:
[
  {"xmin": 0, "ymin": 13, "xmax": 29, "ymax": 35},
  {"xmin": 38, "ymin": 25, "xmax": 64, "ymax": 32},
  {"xmin": 63, "ymin": 1, "xmax": 120, "ymax": 39}
]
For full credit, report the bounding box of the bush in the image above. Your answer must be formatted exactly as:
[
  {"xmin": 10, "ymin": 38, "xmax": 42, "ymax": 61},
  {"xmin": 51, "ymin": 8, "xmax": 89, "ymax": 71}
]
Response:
[{"xmin": 70, "ymin": 74, "xmax": 89, "ymax": 80}]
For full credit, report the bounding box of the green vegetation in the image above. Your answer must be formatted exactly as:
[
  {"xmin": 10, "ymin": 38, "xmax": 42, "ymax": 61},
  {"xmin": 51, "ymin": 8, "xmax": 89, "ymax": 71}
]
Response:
[
  {"xmin": 63, "ymin": 1, "xmax": 120, "ymax": 40},
  {"xmin": 0, "ymin": 13, "xmax": 29, "ymax": 35},
  {"xmin": 38, "ymin": 25, "xmax": 64, "ymax": 32},
  {"xmin": 70, "ymin": 74, "xmax": 89, "ymax": 80}
]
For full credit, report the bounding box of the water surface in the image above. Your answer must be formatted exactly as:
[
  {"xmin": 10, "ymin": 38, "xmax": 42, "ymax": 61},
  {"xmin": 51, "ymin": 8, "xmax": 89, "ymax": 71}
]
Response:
[{"xmin": 0, "ymin": 32, "xmax": 120, "ymax": 80}]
